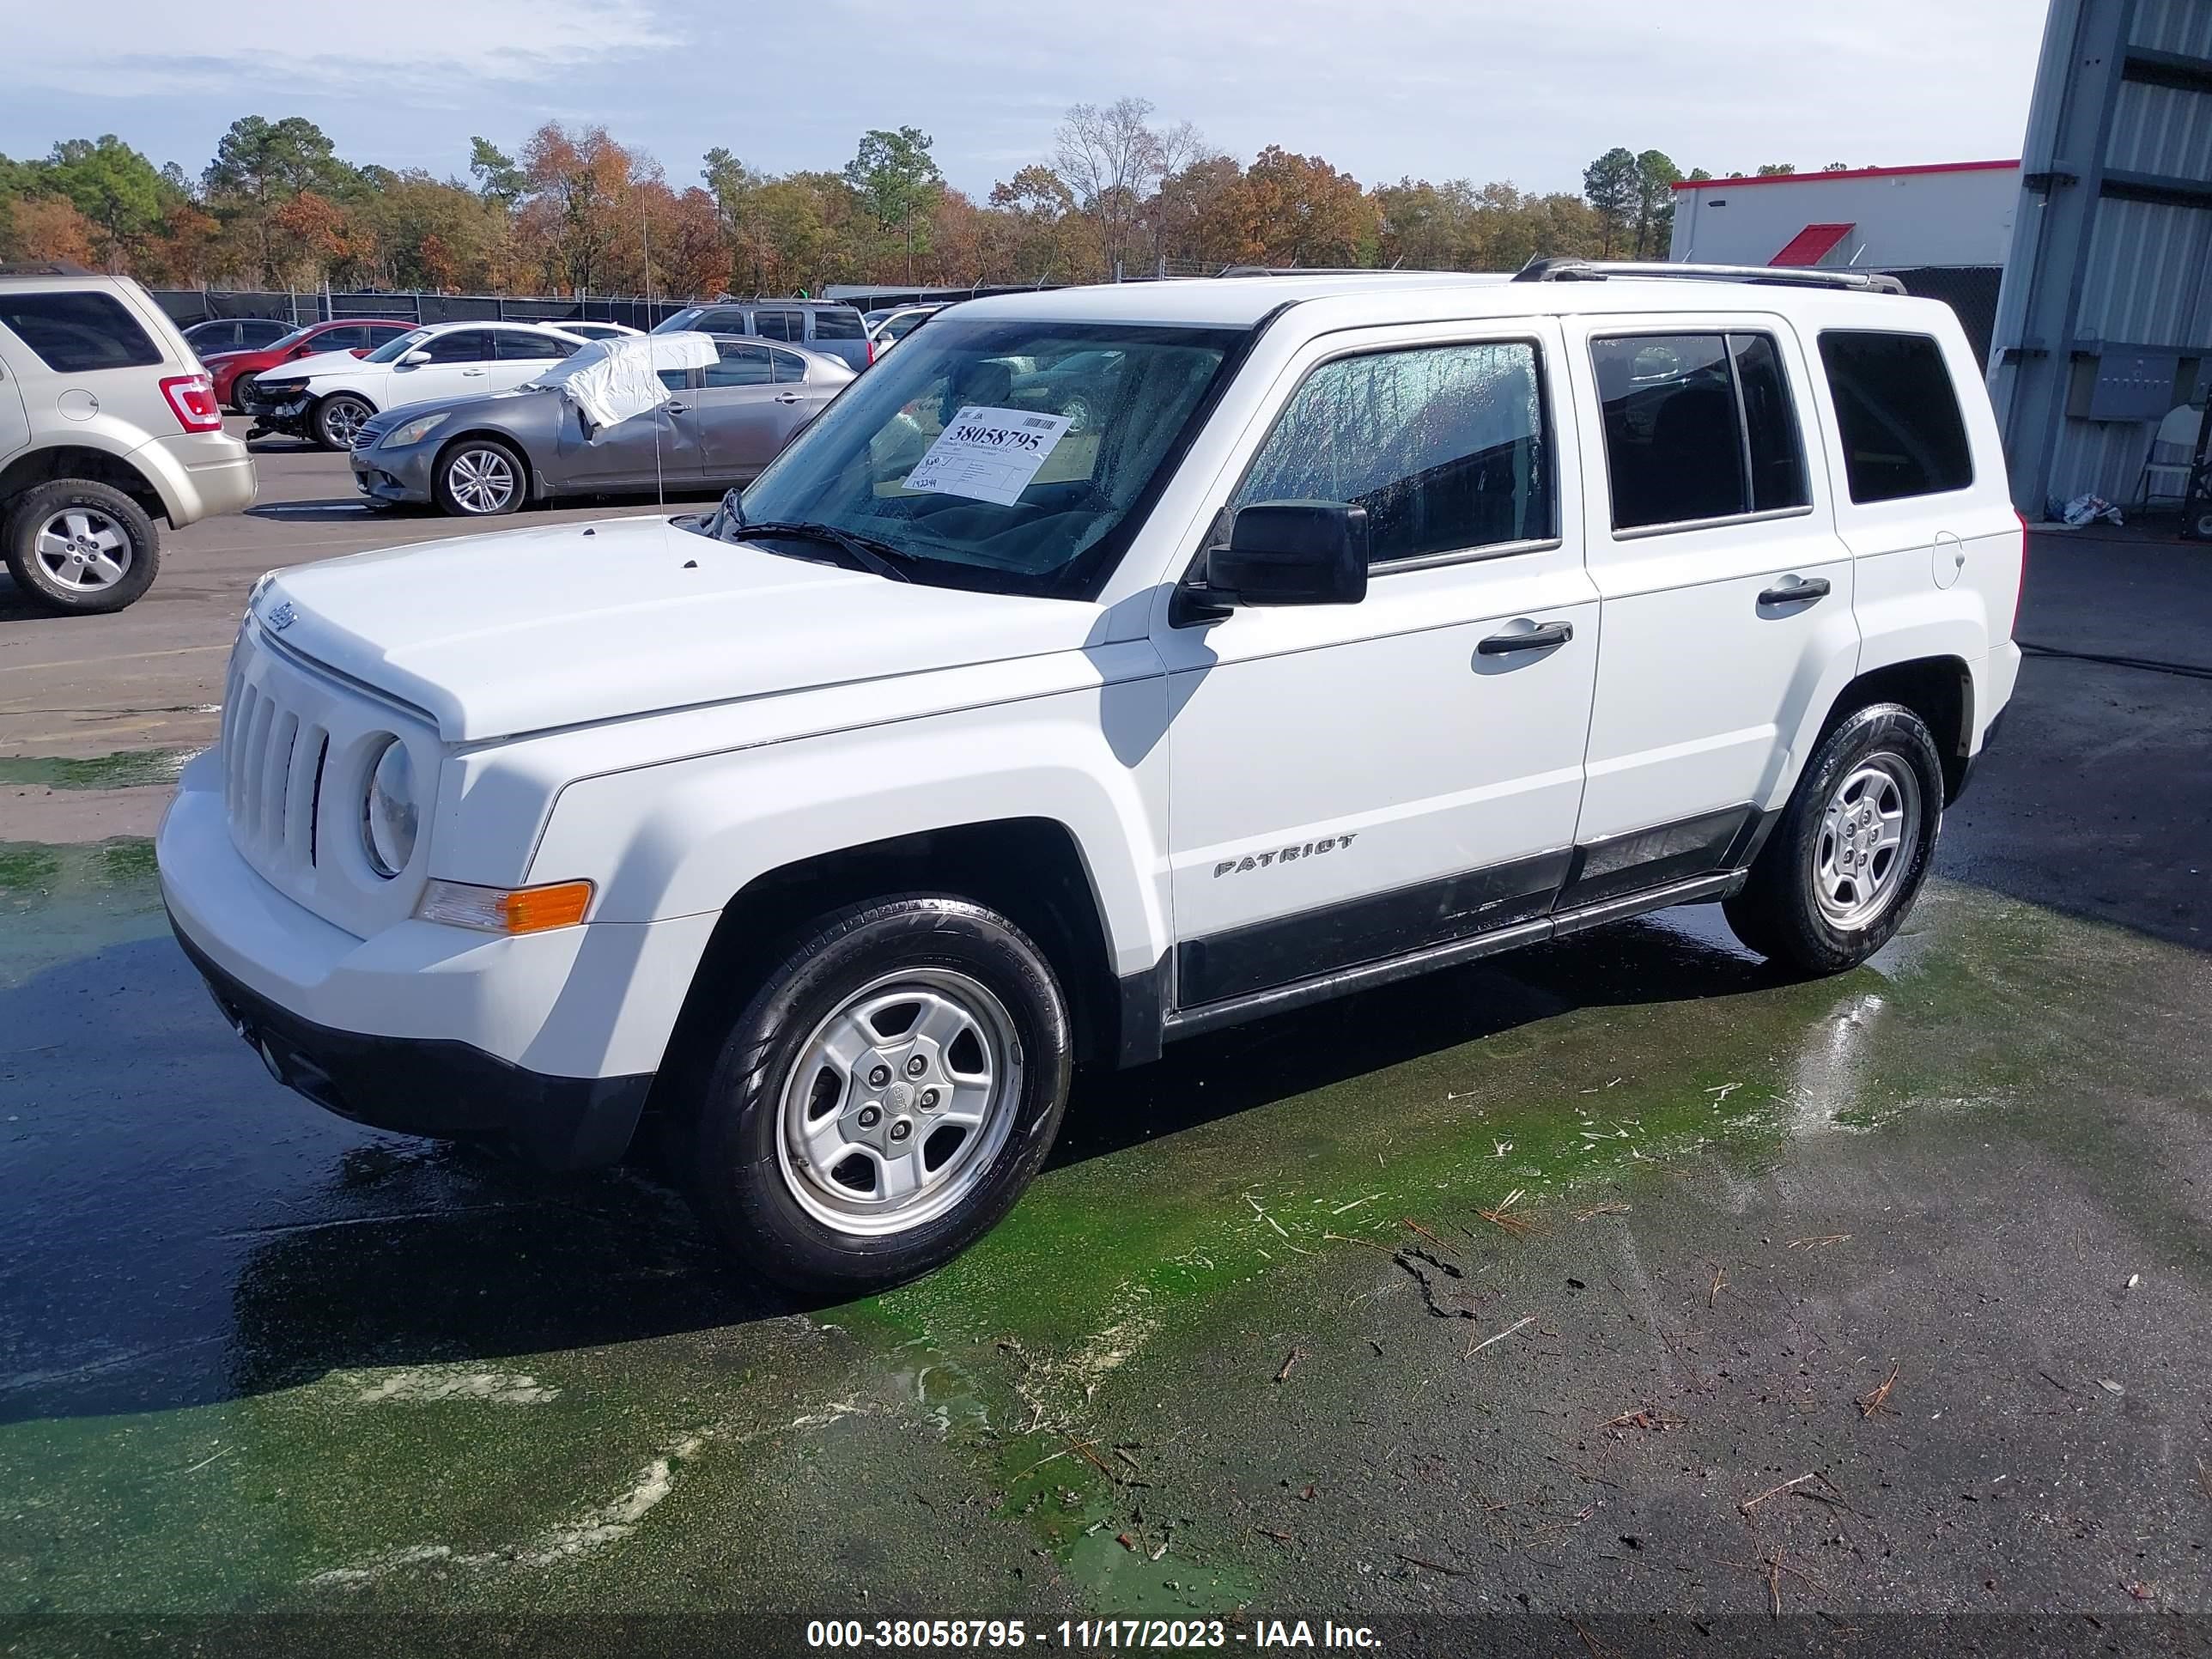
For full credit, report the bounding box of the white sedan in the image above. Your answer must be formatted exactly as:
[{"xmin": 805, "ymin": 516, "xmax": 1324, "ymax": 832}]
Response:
[{"xmin": 241, "ymin": 320, "xmax": 594, "ymax": 448}]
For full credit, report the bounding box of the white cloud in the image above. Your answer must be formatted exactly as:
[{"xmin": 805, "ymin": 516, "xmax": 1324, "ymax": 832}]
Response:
[{"xmin": 7, "ymin": 0, "xmax": 674, "ymax": 100}]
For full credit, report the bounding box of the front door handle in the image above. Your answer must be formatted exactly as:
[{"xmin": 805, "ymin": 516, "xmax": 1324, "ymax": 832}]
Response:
[
  {"xmin": 665, "ymin": 401, "xmax": 690, "ymax": 413},
  {"xmin": 1477, "ymin": 620, "xmax": 1574, "ymax": 656},
  {"xmin": 461, "ymin": 368, "xmax": 487, "ymax": 377},
  {"xmin": 774, "ymin": 392, "xmax": 804, "ymax": 404},
  {"xmin": 1758, "ymin": 574, "xmax": 1832, "ymax": 607}
]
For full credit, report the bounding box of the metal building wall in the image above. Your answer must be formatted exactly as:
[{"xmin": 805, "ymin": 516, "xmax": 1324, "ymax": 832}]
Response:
[{"xmin": 1988, "ymin": 0, "xmax": 2212, "ymax": 513}]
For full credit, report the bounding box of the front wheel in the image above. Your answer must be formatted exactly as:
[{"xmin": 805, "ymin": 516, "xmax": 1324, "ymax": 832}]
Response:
[
  {"xmin": 313, "ymin": 393, "xmax": 373, "ymax": 450},
  {"xmin": 433, "ymin": 438, "xmax": 526, "ymax": 516},
  {"xmin": 229, "ymin": 372, "xmax": 260, "ymax": 412},
  {"xmin": 682, "ymin": 896, "xmax": 1073, "ymax": 1295},
  {"xmin": 1724, "ymin": 702, "xmax": 1944, "ymax": 974}
]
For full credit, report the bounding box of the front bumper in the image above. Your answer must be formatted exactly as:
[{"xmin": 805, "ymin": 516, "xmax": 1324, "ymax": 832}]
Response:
[
  {"xmin": 349, "ymin": 443, "xmax": 435, "ymax": 505},
  {"xmin": 156, "ymin": 752, "xmax": 713, "ymax": 1169},
  {"xmin": 241, "ymin": 386, "xmax": 313, "ymax": 435}
]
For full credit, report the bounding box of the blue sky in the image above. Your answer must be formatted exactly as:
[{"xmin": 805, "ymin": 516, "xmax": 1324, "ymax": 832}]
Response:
[{"xmin": 5, "ymin": 0, "xmax": 2049, "ymax": 198}]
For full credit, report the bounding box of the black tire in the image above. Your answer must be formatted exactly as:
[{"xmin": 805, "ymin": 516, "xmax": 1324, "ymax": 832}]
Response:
[
  {"xmin": 432, "ymin": 436, "xmax": 527, "ymax": 517},
  {"xmin": 681, "ymin": 896, "xmax": 1073, "ymax": 1295},
  {"xmin": 312, "ymin": 393, "xmax": 373, "ymax": 451},
  {"xmin": 229, "ymin": 373, "xmax": 259, "ymax": 412},
  {"xmin": 1724, "ymin": 702, "xmax": 1945, "ymax": 975},
  {"xmin": 3, "ymin": 479, "xmax": 161, "ymax": 615}
]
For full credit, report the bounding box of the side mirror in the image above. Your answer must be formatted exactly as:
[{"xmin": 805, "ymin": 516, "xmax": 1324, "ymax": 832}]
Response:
[
  {"xmin": 399, "ymin": 349, "xmax": 432, "ymax": 366},
  {"xmin": 1204, "ymin": 501, "xmax": 1369, "ymax": 607}
]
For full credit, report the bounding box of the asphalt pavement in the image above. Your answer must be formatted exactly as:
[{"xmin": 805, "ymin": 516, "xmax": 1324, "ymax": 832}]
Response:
[{"xmin": 2, "ymin": 454, "xmax": 2209, "ymax": 1651}]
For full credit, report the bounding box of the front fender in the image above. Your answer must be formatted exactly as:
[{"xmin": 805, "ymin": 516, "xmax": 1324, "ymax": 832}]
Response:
[{"xmin": 526, "ymin": 682, "xmax": 1174, "ymax": 981}]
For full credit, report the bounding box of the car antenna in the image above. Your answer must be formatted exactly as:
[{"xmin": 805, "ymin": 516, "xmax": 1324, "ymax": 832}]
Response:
[{"xmin": 641, "ymin": 200, "xmax": 665, "ymax": 510}]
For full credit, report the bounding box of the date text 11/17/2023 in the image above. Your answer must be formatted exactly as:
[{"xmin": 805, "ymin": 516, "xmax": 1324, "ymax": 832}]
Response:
[{"xmin": 804, "ymin": 1619, "xmax": 1382, "ymax": 1650}]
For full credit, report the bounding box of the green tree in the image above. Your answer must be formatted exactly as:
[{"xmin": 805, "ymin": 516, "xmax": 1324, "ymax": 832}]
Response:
[
  {"xmin": 842, "ymin": 126, "xmax": 942, "ymax": 283},
  {"xmin": 41, "ymin": 136, "xmax": 170, "ymax": 265},
  {"xmin": 1755, "ymin": 162, "xmax": 1798, "ymax": 176},
  {"xmin": 1582, "ymin": 146, "xmax": 1640, "ymax": 257},
  {"xmin": 469, "ymin": 137, "xmax": 525, "ymax": 208},
  {"xmin": 204, "ymin": 116, "xmax": 350, "ymax": 283},
  {"xmin": 1632, "ymin": 149, "xmax": 1682, "ymax": 258}
]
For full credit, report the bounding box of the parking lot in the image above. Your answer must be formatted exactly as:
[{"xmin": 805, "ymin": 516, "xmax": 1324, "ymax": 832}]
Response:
[{"xmin": 3, "ymin": 434, "xmax": 2210, "ymax": 1638}]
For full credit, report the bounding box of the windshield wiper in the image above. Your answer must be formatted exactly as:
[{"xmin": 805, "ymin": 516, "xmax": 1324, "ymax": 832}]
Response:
[{"xmin": 711, "ymin": 494, "xmax": 910, "ymax": 584}]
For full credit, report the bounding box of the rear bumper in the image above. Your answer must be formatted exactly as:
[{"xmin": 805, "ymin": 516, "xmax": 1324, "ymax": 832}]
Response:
[{"xmin": 129, "ymin": 430, "xmax": 257, "ymax": 526}]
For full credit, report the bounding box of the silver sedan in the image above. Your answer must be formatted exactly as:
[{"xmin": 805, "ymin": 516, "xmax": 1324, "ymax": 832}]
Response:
[{"xmin": 347, "ymin": 337, "xmax": 853, "ymax": 517}]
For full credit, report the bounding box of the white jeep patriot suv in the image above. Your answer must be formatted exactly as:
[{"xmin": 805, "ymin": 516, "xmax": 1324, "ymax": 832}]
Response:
[{"xmin": 158, "ymin": 263, "xmax": 2022, "ymax": 1292}]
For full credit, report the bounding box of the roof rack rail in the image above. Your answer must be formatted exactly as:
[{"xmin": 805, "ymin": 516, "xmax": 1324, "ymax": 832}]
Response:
[
  {"xmin": 1513, "ymin": 256, "xmax": 1905, "ymax": 295},
  {"xmin": 0, "ymin": 259, "xmax": 96, "ymax": 278}
]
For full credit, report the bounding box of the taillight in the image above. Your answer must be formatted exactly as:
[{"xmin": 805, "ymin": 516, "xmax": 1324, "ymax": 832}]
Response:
[
  {"xmin": 866, "ymin": 336, "xmax": 876, "ymax": 365},
  {"xmin": 2012, "ymin": 510, "xmax": 2029, "ymax": 638},
  {"xmin": 161, "ymin": 373, "xmax": 223, "ymax": 433}
]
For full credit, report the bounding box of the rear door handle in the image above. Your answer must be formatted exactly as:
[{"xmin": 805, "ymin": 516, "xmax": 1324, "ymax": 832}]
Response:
[
  {"xmin": 1758, "ymin": 575, "xmax": 1832, "ymax": 606},
  {"xmin": 774, "ymin": 392, "xmax": 804, "ymax": 404},
  {"xmin": 1477, "ymin": 620, "xmax": 1574, "ymax": 656},
  {"xmin": 665, "ymin": 401, "xmax": 690, "ymax": 413}
]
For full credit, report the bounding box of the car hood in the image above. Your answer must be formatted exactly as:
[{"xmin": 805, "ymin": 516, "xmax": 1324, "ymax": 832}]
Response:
[
  {"xmin": 361, "ymin": 386, "xmax": 549, "ymax": 438},
  {"xmin": 256, "ymin": 516, "xmax": 1103, "ymax": 742},
  {"xmin": 263, "ymin": 349, "xmax": 378, "ymax": 386}
]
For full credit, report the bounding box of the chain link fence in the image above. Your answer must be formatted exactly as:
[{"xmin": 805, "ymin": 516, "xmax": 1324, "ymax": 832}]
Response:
[{"xmin": 149, "ymin": 288, "xmax": 699, "ymax": 331}]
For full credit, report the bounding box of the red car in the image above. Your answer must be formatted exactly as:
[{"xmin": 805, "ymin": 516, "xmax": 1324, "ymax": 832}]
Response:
[{"xmin": 200, "ymin": 318, "xmax": 418, "ymax": 412}]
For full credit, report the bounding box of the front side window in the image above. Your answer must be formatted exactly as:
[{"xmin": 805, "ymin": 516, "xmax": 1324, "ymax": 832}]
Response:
[
  {"xmin": 319, "ymin": 325, "xmax": 369, "ymax": 352},
  {"xmin": 1591, "ymin": 331, "xmax": 1809, "ymax": 532},
  {"xmin": 1819, "ymin": 331, "xmax": 1973, "ymax": 502},
  {"xmin": 1233, "ymin": 340, "xmax": 1553, "ymax": 564},
  {"xmin": 422, "ymin": 329, "xmax": 494, "ymax": 363},
  {"xmin": 709, "ymin": 318, "xmax": 1243, "ymax": 598},
  {"xmin": 0, "ymin": 291, "xmax": 162, "ymax": 373}
]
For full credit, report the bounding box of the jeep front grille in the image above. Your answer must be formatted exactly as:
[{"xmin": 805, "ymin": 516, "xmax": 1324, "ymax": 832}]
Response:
[{"xmin": 222, "ymin": 672, "xmax": 330, "ymax": 872}]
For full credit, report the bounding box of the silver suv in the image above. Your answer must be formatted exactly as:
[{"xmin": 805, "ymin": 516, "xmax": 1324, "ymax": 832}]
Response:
[{"xmin": 0, "ymin": 264, "xmax": 256, "ymax": 613}]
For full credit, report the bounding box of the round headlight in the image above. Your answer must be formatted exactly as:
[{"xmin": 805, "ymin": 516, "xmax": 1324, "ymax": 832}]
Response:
[{"xmin": 362, "ymin": 738, "xmax": 418, "ymax": 878}]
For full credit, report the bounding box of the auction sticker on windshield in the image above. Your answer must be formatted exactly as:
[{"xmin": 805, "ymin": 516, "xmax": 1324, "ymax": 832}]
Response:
[{"xmin": 904, "ymin": 405, "xmax": 1073, "ymax": 507}]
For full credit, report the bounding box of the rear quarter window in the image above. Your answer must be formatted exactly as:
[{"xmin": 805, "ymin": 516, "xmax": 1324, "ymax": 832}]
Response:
[
  {"xmin": 1818, "ymin": 331, "xmax": 1974, "ymax": 503},
  {"xmin": 810, "ymin": 309, "xmax": 866, "ymax": 340},
  {"xmin": 0, "ymin": 291, "xmax": 164, "ymax": 373}
]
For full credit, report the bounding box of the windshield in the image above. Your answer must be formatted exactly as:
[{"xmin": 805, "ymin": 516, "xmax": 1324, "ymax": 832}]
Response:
[
  {"xmin": 703, "ymin": 319, "xmax": 1244, "ymax": 598},
  {"xmin": 363, "ymin": 327, "xmax": 434, "ymax": 364}
]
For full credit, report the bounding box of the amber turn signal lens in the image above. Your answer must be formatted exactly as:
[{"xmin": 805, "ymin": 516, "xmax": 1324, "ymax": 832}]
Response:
[{"xmin": 416, "ymin": 878, "xmax": 594, "ymax": 934}]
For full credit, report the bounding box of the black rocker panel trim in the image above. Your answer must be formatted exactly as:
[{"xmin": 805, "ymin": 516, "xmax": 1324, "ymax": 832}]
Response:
[
  {"xmin": 1554, "ymin": 804, "xmax": 1756, "ymax": 910},
  {"xmin": 1176, "ymin": 848, "xmax": 1571, "ymax": 1009}
]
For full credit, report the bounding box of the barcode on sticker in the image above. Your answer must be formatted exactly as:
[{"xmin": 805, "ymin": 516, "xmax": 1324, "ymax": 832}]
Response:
[{"xmin": 1024, "ymin": 416, "xmax": 1056, "ymax": 429}]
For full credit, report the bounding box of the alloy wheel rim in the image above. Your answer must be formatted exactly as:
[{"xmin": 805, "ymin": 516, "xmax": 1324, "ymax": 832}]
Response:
[
  {"xmin": 323, "ymin": 399, "xmax": 368, "ymax": 445},
  {"xmin": 775, "ymin": 967, "xmax": 1023, "ymax": 1237},
  {"xmin": 447, "ymin": 448, "xmax": 517, "ymax": 514},
  {"xmin": 1813, "ymin": 753, "xmax": 1921, "ymax": 929},
  {"xmin": 32, "ymin": 507, "xmax": 131, "ymax": 592}
]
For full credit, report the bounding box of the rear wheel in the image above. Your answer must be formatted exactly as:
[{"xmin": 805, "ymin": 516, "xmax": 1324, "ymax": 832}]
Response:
[
  {"xmin": 433, "ymin": 438, "xmax": 526, "ymax": 517},
  {"xmin": 1724, "ymin": 702, "xmax": 1943, "ymax": 974},
  {"xmin": 679, "ymin": 896, "xmax": 1073, "ymax": 1295},
  {"xmin": 3, "ymin": 480, "xmax": 161, "ymax": 614},
  {"xmin": 313, "ymin": 393, "xmax": 373, "ymax": 451}
]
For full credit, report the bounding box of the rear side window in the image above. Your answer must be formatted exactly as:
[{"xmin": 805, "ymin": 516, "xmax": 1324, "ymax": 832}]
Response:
[
  {"xmin": 1233, "ymin": 339, "xmax": 1554, "ymax": 565},
  {"xmin": 0, "ymin": 291, "xmax": 163, "ymax": 373},
  {"xmin": 1591, "ymin": 331, "xmax": 1809, "ymax": 532},
  {"xmin": 754, "ymin": 311, "xmax": 801, "ymax": 342},
  {"xmin": 1818, "ymin": 331, "xmax": 1973, "ymax": 502},
  {"xmin": 810, "ymin": 309, "xmax": 865, "ymax": 340},
  {"xmin": 770, "ymin": 349, "xmax": 811, "ymax": 384},
  {"xmin": 497, "ymin": 331, "xmax": 577, "ymax": 361},
  {"xmin": 705, "ymin": 342, "xmax": 773, "ymax": 386}
]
